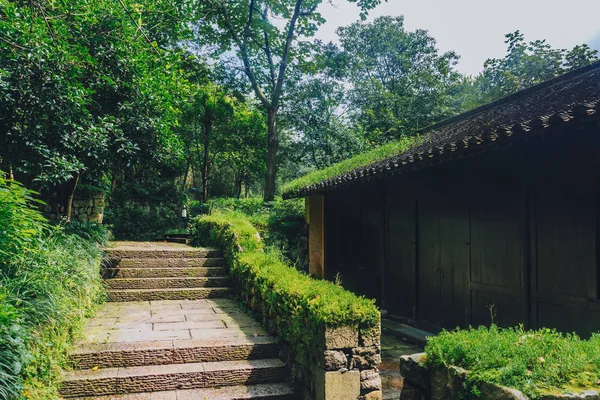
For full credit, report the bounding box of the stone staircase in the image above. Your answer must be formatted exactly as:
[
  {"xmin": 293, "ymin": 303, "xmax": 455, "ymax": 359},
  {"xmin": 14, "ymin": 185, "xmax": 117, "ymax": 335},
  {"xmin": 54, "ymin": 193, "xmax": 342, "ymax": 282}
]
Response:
[{"xmin": 60, "ymin": 242, "xmax": 296, "ymax": 399}]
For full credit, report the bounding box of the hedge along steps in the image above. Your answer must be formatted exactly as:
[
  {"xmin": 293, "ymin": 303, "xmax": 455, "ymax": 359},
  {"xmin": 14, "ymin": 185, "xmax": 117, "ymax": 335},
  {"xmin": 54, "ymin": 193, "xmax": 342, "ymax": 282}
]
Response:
[{"xmin": 190, "ymin": 211, "xmax": 382, "ymax": 400}]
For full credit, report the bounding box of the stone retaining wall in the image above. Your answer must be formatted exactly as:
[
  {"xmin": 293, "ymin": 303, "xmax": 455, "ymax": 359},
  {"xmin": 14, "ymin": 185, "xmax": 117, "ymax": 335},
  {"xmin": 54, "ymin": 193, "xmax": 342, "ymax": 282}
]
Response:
[
  {"xmin": 45, "ymin": 191, "xmax": 105, "ymax": 223},
  {"xmin": 242, "ymin": 291, "xmax": 382, "ymax": 400},
  {"xmin": 399, "ymin": 353, "xmax": 600, "ymax": 400}
]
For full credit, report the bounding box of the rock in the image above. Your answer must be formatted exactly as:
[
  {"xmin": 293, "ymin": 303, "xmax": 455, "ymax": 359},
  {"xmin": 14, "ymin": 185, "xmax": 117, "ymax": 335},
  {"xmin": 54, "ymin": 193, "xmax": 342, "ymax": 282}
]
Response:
[
  {"xmin": 314, "ymin": 369, "xmax": 360, "ymax": 400},
  {"xmin": 351, "ymin": 346, "xmax": 381, "ymax": 369},
  {"xmin": 399, "ymin": 381, "xmax": 429, "ymax": 400},
  {"xmin": 480, "ymin": 382, "xmax": 529, "ymax": 400},
  {"xmin": 400, "ymin": 353, "xmax": 430, "ymax": 390},
  {"xmin": 541, "ymin": 390, "xmax": 600, "ymax": 400},
  {"xmin": 360, "ymin": 369, "xmax": 382, "ymax": 391},
  {"xmin": 360, "ymin": 320, "xmax": 381, "ymax": 347},
  {"xmin": 360, "ymin": 389, "xmax": 382, "ymax": 400},
  {"xmin": 322, "ymin": 325, "xmax": 359, "ymax": 350},
  {"xmin": 323, "ymin": 350, "xmax": 348, "ymax": 371}
]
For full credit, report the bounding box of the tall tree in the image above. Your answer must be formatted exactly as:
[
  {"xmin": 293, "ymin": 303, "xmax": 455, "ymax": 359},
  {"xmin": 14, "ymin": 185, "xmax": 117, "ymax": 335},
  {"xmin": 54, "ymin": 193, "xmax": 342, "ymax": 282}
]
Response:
[
  {"xmin": 195, "ymin": 0, "xmax": 384, "ymax": 201},
  {"xmin": 0, "ymin": 0, "xmax": 193, "ymax": 218},
  {"xmin": 338, "ymin": 15, "xmax": 463, "ymax": 144},
  {"xmin": 473, "ymin": 31, "xmax": 599, "ymax": 104}
]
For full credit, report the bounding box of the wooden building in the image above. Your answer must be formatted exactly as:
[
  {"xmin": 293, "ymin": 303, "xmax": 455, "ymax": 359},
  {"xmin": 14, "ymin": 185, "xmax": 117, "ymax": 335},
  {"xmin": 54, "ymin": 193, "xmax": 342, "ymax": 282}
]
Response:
[{"xmin": 284, "ymin": 62, "xmax": 600, "ymax": 335}]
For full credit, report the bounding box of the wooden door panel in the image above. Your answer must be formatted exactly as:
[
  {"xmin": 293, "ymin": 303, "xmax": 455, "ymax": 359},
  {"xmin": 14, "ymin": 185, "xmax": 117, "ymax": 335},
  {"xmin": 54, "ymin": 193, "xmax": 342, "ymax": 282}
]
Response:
[
  {"xmin": 417, "ymin": 199, "xmax": 442, "ymax": 325},
  {"xmin": 440, "ymin": 205, "xmax": 470, "ymax": 328},
  {"xmin": 386, "ymin": 198, "xmax": 416, "ymax": 318}
]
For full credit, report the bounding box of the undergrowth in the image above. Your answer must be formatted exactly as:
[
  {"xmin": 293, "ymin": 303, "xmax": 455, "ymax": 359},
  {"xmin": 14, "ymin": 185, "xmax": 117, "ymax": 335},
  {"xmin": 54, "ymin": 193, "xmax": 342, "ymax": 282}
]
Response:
[
  {"xmin": 426, "ymin": 325, "xmax": 600, "ymax": 398},
  {"xmin": 282, "ymin": 135, "xmax": 420, "ymax": 197},
  {"xmin": 0, "ymin": 173, "xmax": 106, "ymax": 399},
  {"xmin": 190, "ymin": 197, "xmax": 308, "ymax": 270}
]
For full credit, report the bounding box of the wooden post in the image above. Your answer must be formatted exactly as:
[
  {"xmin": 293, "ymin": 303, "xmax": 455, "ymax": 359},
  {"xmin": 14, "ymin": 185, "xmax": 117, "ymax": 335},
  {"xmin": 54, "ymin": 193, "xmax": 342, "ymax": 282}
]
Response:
[{"xmin": 306, "ymin": 195, "xmax": 325, "ymax": 278}]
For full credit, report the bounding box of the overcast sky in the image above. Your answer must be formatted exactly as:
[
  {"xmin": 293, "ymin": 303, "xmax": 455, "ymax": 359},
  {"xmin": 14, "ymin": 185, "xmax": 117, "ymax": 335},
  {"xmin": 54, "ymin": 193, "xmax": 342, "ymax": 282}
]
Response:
[{"xmin": 314, "ymin": 0, "xmax": 600, "ymax": 76}]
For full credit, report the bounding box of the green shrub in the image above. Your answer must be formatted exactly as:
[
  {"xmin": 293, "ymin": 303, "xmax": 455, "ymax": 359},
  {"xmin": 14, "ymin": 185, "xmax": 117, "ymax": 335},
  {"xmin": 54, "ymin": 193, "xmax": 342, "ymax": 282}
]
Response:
[
  {"xmin": 425, "ymin": 325, "xmax": 600, "ymax": 398},
  {"xmin": 189, "ymin": 210, "xmax": 379, "ymax": 366},
  {"xmin": 195, "ymin": 197, "xmax": 308, "ymax": 270},
  {"xmin": 59, "ymin": 221, "xmax": 112, "ymax": 246},
  {"xmin": 0, "ymin": 173, "xmax": 105, "ymax": 399},
  {"xmin": 105, "ymin": 180, "xmax": 185, "ymax": 240}
]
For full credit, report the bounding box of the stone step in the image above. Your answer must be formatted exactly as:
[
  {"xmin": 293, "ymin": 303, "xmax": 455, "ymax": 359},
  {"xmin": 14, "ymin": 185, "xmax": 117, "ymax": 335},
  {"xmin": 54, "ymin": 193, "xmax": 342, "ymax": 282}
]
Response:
[
  {"xmin": 60, "ymin": 359, "xmax": 287, "ymax": 397},
  {"xmin": 106, "ymin": 258, "xmax": 225, "ymax": 269},
  {"xmin": 101, "ymin": 267, "xmax": 227, "ymax": 279},
  {"xmin": 105, "ymin": 247, "xmax": 221, "ymax": 259},
  {"xmin": 70, "ymin": 336, "xmax": 279, "ymax": 369},
  {"xmin": 105, "ymin": 277, "xmax": 229, "ymax": 290},
  {"xmin": 107, "ymin": 287, "xmax": 230, "ymax": 302},
  {"xmin": 64, "ymin": 383, "xmax": 296, "ymax": 400}
]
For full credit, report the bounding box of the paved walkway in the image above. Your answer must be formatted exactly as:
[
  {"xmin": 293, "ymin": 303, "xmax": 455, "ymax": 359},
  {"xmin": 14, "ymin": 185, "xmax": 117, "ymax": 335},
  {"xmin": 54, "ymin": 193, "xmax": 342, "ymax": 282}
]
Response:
[{"xmin": 60, "ymin": 242, "xmax": 294, "ymax": 399}]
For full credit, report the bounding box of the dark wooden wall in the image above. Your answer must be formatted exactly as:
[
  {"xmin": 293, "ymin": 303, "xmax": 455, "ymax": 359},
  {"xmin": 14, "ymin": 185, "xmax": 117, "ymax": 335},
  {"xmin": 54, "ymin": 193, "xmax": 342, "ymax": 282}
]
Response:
[{"xmin": 323, "ymin": 126, "xmax": 600, "ymax": 335}]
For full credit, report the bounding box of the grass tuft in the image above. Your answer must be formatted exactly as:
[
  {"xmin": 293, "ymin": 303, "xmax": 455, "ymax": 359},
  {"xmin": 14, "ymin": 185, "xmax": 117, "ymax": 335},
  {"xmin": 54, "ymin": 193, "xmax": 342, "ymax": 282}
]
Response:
[
  {"xmin": 0, "ymin": 172, "xmax": 106, "ymax": 399},
  {"xmin": 282, "ymin": 135, "xmax": 421, "ymax": 197},
  {"xmin": 426, "ymin": 325, "xmax": 600, "ymax": 398}
]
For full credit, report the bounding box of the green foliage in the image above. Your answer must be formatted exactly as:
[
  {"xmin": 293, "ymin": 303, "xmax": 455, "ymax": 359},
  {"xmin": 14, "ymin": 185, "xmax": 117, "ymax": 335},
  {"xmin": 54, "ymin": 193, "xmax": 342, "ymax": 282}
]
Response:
[
  {"xmin": 0, "ymin": 0, "xmax": 196, "ymax": 217},
  {"xmin": 338, "ymin": 16, "xmax": 464, "ymax": 144},
  {"xmin": 193, "ymin": 198, "xmax": 307, "ymax": 269},
  {"xmin": 0, "ymin": 175, "xmax": 105, "ymax": 399},
  {"xmin": 426, "ymin": 325, "xmax": 600, "ymax": 398},
  {"xmin": 60, "ymin": 222, "xmax": 112, "ymax": 247},
  {"xmin": 282, "ymin": 135, "xmax": 421, "ymax": 197},
  {"xmin": 189, "ymin": 210, "xmax": 379, "ymax": 366},
  {"xmin": 473, "ymin": 31, "xmax": 599, "ymax": 105},
  {"xmin": 105, "ymin": 179, "xmax": 185, "ymax": 241}
]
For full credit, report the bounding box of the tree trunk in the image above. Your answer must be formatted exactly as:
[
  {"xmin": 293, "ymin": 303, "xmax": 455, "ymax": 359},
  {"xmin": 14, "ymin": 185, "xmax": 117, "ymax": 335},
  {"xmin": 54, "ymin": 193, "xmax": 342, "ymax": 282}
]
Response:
[
  {"xmin": 65, "ymin": 172, "xmax": 80, "ymax": 222},
  {"xmin": 201, "ymin": 115, "xmax": 212, "ymax": 203},
  {"xmin": 264, "ymin": 108, "xmax": 278, "ymax": 202},
  {"xmin": 234, "ymin": 175, "xmax": 243, "ymax": 199},
  {"xmin": 182, "ymin": 159, "xmax": 190, "ymax": 194}
]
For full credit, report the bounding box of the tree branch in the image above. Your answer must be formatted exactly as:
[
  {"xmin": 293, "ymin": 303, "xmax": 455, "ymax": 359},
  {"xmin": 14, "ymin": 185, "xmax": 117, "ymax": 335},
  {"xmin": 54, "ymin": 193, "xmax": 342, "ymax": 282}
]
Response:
[
  {"xmin": 117, "ymin": 0, "xmax": 161, "ymax": 56},
  {"xmin": 212, "ymin": 0, "xmax": 271, "ymax": 108},
  {"xmin": 261, "ymin": 8, "xmax": 277, "ymax": 89},
  {"xmin": 272, "ymin": 0, "xmax": 305, "ymax": 107}
]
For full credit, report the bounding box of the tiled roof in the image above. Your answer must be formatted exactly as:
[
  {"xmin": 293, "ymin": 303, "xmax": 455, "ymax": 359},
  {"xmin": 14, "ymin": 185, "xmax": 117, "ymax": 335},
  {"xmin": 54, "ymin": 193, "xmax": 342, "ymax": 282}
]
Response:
[{"xmin": 284, "ymin": 61, "xmax": 600, "ymax": 199}]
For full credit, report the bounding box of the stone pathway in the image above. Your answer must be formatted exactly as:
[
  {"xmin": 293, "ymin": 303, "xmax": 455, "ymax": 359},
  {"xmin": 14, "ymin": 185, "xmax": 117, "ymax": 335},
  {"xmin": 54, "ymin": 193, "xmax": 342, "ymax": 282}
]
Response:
[
  {"xmin": 60, "ymin": 242, "xmax": 295, "ymax": 399},
  {"xmin": 380, "ymin": 332, "xmax": 424, "ymax": 400}
]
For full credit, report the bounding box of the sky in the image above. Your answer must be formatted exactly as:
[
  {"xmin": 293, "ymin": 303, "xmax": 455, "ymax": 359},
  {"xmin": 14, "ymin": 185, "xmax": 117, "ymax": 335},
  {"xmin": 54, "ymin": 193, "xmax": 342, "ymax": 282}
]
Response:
[{"xmin": 314, "ymin": 0, "xmax": 600, "ymax": 76}]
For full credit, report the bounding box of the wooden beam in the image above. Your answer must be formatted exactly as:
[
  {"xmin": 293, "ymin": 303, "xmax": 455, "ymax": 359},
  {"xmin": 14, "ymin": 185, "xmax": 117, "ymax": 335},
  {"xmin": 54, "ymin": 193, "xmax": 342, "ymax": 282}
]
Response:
[{"xmin": 307, "ymin": 195, "xmax": 325, "ymax": 278}]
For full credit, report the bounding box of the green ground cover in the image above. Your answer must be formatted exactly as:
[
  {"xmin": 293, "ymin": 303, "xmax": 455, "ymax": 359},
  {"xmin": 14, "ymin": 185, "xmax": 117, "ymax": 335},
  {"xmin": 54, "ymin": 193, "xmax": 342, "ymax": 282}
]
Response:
[
  {"xmin": 0, "ymin": 174, "xmax": 107, "ymax": 399},
  {"xmin": 189, "ymin": 197, "xmax": 307, "ymax": 270},
  {"xmin": 282, "ymin": 135, "xmax": 421, "ymax": 197},
  {"xmin": 426, "ymin": 325, "xmax": 600, "ymax": 399},
  {"xmin": 190, "ymin": 210, "xmax": 379, "ymax": 366}
]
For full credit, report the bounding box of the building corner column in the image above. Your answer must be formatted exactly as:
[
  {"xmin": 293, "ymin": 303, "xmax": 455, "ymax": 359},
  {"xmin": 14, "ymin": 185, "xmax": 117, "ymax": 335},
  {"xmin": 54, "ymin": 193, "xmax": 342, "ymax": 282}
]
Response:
[{"xmin": 306, "ymin": 194, "xmax": 325, "ymax": 278}]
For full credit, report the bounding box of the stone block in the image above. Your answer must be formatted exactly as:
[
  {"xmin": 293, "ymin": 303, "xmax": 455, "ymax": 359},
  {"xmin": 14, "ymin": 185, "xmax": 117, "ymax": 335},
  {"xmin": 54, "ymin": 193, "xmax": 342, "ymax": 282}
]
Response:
[
  {"xmin": 400, "ymin": 353, "xmax": 430, "ymax": 390},
  {"xmin": 399, "ymin": 381, "xmax": 429, "ymax": 400},
  {"xmin": 322, "ymin": 350, "xmax": 348, "ymax": 371},
  {"xmin": 321, "ymin": 325, "xmax": 359, "ymax": 350},
  {"xmin": 359, "ymin": 320, "xmax": 381, "ymax": 347},
  {"xmin": 360, "ymin": 369, "xmax": 381, "ymax": 391},
  {"xmin": 361, "ymin": 390, "xmax": 382, "ymax": 400},
  {"xmin": 480, "ymin": 382, "xmax": 529, "ymax": 400},
  {"xmin": 314, "ymin": 369, "xmax": 360, "ymax": 400},
  {"xmin": 351, "ymin": 346, "xmax": 381, "ymax": 369}
]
